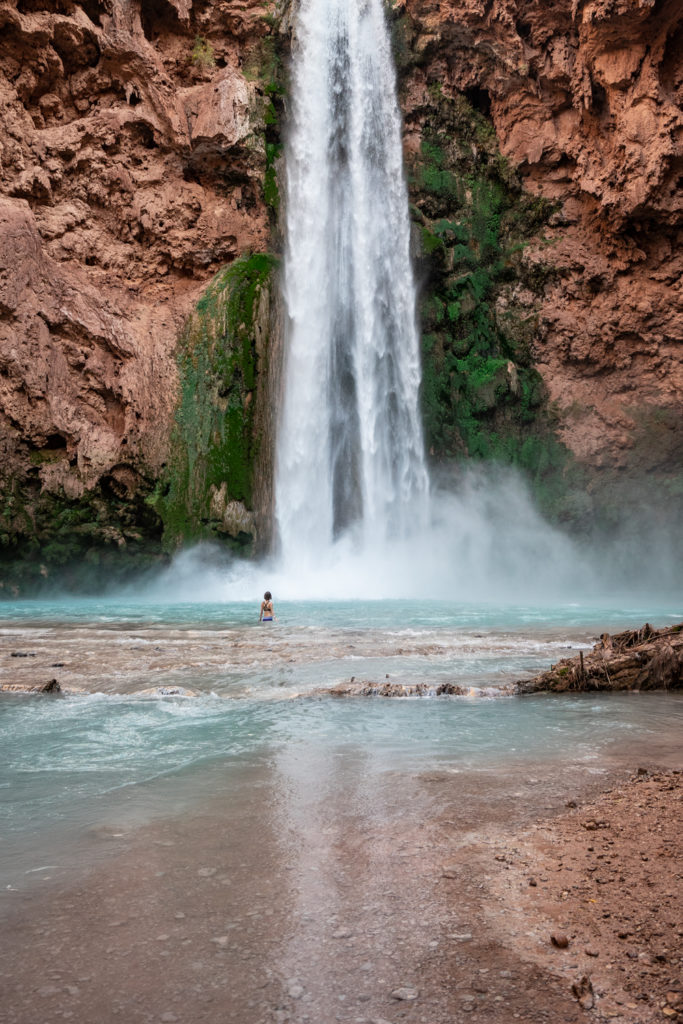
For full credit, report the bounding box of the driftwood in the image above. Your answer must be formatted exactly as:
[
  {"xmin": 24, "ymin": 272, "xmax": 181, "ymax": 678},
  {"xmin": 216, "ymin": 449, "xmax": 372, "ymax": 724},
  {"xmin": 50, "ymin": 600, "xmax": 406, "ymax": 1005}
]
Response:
[
  {"xmin": 1, "ymin": 678, "xmax": 61, "ymax": 694},
  {"xmin": 515, "ymin": 622, "xmax": 683, "ymax": 694}
]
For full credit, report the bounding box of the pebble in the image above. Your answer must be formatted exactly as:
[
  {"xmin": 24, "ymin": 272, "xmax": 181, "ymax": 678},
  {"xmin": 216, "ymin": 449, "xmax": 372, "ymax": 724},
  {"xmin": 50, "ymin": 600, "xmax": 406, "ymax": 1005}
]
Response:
[
  {"xmin": 287, "ymin": 983, "xmax": 304, "ymax": 999},
  {"xmin": 448, "ymin": 933, "xmax": 473, "ymax": 942},
  {"xmin": 551, "ymin": 933, "xmax": 569, "ymax": 949},
  {"xmin": 571, "ymin": 975, "xmax": 594, "ymax": 1011},
  {"xmin": 198, "ymin": 867, "xmax": 216, "ymax": 877},
  {"xmin": 390, "ymin": 987, "xmax": 418, "ymax": 1001},
  {"xmin": 332, "ymin": 927, "xmax": 353, "ymax": 939},
  {"xmin": 585, "ymin": 947, "xmax": 599, "ymax": 957},
  {"xmin": 160, "ymin": 1014, "xmax": 178, "ymax": 1023}
]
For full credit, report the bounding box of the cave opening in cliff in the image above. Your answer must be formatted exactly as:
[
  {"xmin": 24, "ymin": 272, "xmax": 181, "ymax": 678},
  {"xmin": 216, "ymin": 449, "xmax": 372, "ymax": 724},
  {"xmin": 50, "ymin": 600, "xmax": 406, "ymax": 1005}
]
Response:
[
  {"xmin": 141, "ymin": 0, "xmax": 182, "ymax": 44},
  {"xmin": 590, "ymin": 80, "xmax": 608, "ymax": 116},
  {"xmin": 79, "ymin": 0, "xmax": 107, "ymax": 28},
  {"xmin": 515, "ymin": 18, "xmax": 532, "ymax": 41},
  {"xmin": 464, "ymin": 85, "xmax": 491, "ymax": 118},
  {"xmin": 40, "ymin": 434, "xmax": 68, "ymax": 451},
  {"xmin": 662, "ymin": 23, "xmax": 683, "ymax": 102}
]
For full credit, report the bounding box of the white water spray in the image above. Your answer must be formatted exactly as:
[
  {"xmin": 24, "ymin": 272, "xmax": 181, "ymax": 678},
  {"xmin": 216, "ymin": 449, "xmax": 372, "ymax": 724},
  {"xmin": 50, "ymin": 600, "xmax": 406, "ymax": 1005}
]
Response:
[{"xmin": 275, "ymin": 0, "xmax": 429, "ymax": 565}]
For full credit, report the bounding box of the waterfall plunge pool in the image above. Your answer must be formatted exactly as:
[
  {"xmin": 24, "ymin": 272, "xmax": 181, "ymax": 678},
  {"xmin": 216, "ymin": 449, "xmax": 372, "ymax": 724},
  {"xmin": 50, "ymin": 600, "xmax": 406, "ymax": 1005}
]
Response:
[{"xmin": 1, "ymin": 596, "xmax": 682, "ymax": 896}]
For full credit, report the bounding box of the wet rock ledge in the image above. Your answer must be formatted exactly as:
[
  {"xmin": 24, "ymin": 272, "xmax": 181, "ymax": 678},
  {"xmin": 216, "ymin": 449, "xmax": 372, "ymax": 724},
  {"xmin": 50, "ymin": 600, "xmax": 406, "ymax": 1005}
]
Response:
[{"xmin": 515, "ymin": 623, "xmax": 683, "ymax": 695}]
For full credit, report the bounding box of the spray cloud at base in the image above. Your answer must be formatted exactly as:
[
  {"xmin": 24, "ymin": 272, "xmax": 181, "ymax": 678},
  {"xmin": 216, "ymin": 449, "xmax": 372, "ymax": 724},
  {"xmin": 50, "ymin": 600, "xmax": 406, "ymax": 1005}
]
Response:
[{"xmin": 137, "ymin": 464, "xmax": 681, "ymax": 609}]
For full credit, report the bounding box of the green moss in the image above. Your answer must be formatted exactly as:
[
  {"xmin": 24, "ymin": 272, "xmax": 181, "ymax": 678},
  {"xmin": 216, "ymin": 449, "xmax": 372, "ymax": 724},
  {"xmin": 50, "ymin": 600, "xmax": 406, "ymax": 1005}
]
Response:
[
  {"xmin": 408, "ymin": 91, "xmax": 577, "ymax": 520},
  {"xmin": 0, "ymin": 478, "xmax": 165, "ymax": 596},
  {"xmin": 264, "ymin": 141, "xmax": 282, "ymax": 211},
  {"xmin": 243, "ymin": 35, "xmax": 280, "ymax": 84},
  {"xmin": 242, "ymin": 17, "xmax": 286, "ymax": 218},
  {"xmin": 156, "ymin": 253, "xmax": 278, "ymax": 550}
]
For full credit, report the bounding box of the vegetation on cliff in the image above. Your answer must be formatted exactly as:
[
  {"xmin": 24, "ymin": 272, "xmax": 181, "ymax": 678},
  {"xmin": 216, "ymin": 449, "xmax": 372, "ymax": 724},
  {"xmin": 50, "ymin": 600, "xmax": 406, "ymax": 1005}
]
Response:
[
  {"xmin": 404, "ymin": 87, "xmax": 584, "ymax": 522},
  {"xmin": 0, "ymin": 475, "xmax": 164, "ymax": 595},
  {"xmin": 154, "ymin": 253, "xmax": 278, "ymax": 552}
]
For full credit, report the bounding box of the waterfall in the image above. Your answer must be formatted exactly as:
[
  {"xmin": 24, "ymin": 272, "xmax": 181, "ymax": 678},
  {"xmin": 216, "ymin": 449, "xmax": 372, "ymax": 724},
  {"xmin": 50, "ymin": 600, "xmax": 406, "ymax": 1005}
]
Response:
[{"xmin": 275, "ymin": 0, "xmax": 430, "ymax": 565}]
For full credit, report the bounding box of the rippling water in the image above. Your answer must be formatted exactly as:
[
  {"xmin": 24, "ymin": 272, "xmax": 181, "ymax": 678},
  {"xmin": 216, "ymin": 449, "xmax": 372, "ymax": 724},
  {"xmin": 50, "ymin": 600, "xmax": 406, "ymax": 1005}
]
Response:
[{"xmin": 1, "ymin": 596, "xmax": 682, "ymax": 895}]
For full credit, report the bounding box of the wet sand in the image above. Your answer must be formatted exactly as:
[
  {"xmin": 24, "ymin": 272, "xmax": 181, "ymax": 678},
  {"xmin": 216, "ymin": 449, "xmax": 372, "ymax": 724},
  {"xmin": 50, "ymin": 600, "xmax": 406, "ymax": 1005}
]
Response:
[{"xmin": 2, "ymin": 738, "xmax": 681, "ymax": 1024}]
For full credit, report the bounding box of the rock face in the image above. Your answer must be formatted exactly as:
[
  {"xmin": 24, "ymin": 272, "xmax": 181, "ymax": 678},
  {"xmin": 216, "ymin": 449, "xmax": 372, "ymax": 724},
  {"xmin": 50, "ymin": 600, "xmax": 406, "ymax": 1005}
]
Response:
[
  {"xmin": 400, "ymin": 0, "xmax": 682, "ymax": 476},
  {"xmin": 0, "ymin": 0, "xmax": 274, "ymax": 582},
  {"xmin": 0, "ymin": 0, "xmax": 681, "ymax": 586}
]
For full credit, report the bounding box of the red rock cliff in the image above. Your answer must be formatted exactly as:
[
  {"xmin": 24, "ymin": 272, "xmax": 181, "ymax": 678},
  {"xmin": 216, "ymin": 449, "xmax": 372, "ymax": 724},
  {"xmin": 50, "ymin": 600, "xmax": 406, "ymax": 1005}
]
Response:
[
  {"xmin": 0, "ymin": 0, "xmax": 681, "ymax": 583},
  {"xmin": 400, "ymin": 0, "xmax": 682, "ymax": 473},
  {"xmin": 0, "ymin": 0, "xmax": 272, "ymax": 508}
]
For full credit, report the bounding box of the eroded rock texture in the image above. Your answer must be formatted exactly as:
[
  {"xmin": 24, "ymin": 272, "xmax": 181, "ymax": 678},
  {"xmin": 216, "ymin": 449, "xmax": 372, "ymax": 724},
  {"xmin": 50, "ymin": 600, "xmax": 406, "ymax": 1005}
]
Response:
[
  {"xmin": 0, "ymin": 0, "xmax": 273, "ymax": 575},
  {"xmin": 0, "ymin": 0, "xmax": 681, "ymax": 588},
  {"xmin": 401, "ymin": 0, "xmax": 682, "ymax": 474}
]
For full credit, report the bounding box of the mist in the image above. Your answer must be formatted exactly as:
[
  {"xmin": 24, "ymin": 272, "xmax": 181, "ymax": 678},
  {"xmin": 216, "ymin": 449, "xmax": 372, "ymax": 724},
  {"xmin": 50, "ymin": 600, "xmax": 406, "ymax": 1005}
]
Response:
[{"xmin": 134, "ymin": 464, "xmax": 682, "ymax": 609}]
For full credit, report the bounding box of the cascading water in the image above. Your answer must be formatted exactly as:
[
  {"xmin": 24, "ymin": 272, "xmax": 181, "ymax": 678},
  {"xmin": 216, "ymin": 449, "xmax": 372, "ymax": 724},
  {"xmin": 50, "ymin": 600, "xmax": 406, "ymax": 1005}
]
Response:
[
  {"xmin": 175, "ymin": 0, "xmax": 655, "ymax": 600},
  {"xmin": 275, "ymin": 0, "xmax": 430, "ymax": 565}
]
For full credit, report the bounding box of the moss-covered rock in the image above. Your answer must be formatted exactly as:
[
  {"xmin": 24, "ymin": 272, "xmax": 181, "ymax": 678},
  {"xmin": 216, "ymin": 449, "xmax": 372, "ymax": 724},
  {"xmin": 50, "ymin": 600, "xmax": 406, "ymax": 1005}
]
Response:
[
  {"xmin": 404, "ymin": 87, "xmax": 584, "ymax": 522},
  {"xmin": 153, "ymin": 252, "xmax": 279, "ymax": 552},
  {"xmin": 0, "ymin": 475, "xmax": 165, "ymax": 595}
]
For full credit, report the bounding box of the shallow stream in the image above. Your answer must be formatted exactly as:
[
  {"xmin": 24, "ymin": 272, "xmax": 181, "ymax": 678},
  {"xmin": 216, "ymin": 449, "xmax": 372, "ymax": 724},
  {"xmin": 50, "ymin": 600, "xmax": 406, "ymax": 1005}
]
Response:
[{"xmin": 1, "ymin": 597, "xmax": 681, "ymax": 897}]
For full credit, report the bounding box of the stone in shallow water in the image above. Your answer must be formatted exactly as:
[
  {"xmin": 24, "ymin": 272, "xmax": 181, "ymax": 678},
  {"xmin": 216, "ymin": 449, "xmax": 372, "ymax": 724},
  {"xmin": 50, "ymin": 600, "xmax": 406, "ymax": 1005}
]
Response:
[
  {"xmin": 390, "ymin": 986, "xmax": 418, "ymax": 1001},
  {"xmin": 1, "ymin": 679, "xmax": 61, "ymax": 694}
]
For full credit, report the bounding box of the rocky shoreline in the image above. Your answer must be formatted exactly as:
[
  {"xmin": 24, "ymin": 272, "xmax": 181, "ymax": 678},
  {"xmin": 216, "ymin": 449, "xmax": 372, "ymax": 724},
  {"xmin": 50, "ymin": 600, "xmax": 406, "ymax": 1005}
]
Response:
[{"xmin": 426, "ymin": 765, "xmax": 683, "ymax": 1023}]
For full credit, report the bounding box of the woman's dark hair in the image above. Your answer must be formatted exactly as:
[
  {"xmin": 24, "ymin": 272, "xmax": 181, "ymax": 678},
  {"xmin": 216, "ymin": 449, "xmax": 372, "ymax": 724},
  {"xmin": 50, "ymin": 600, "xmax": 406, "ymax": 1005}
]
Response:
[{"xmin": 264, "ymin": 591, "xmax": 272, "ymax": 601}]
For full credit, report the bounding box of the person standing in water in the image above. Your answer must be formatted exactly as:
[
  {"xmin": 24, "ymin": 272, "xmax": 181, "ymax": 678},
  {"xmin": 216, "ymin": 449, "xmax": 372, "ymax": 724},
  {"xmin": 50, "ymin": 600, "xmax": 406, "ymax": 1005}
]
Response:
[{"xmin": 259, "ymin": 591, "xmax": 274, "ymax": 622}]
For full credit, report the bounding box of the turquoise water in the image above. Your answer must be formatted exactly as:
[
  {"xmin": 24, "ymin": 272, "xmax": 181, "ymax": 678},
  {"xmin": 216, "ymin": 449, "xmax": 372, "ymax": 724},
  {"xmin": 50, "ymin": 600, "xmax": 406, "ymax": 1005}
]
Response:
[
  {"xmin": 1, "ymin": 597, "xmax": 682, "ymax": 891},
  {"xmin": 1, "ymin": 595, "xmax": 681, "ymax": 628}
]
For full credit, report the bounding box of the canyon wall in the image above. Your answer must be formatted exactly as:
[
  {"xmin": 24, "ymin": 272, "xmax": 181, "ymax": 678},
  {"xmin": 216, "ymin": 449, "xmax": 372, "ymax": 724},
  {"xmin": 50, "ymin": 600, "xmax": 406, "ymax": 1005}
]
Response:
[
  {"xmin": 0, "ymin": 0, "xmax": 278, "ymax": 586},
  {"xmin": 0, "ymin": 0, "xmax": 681, "ymax": 588},
  {"xmin": 399, "ymin": 0, "xmax": 682, "ymax": 523}
]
